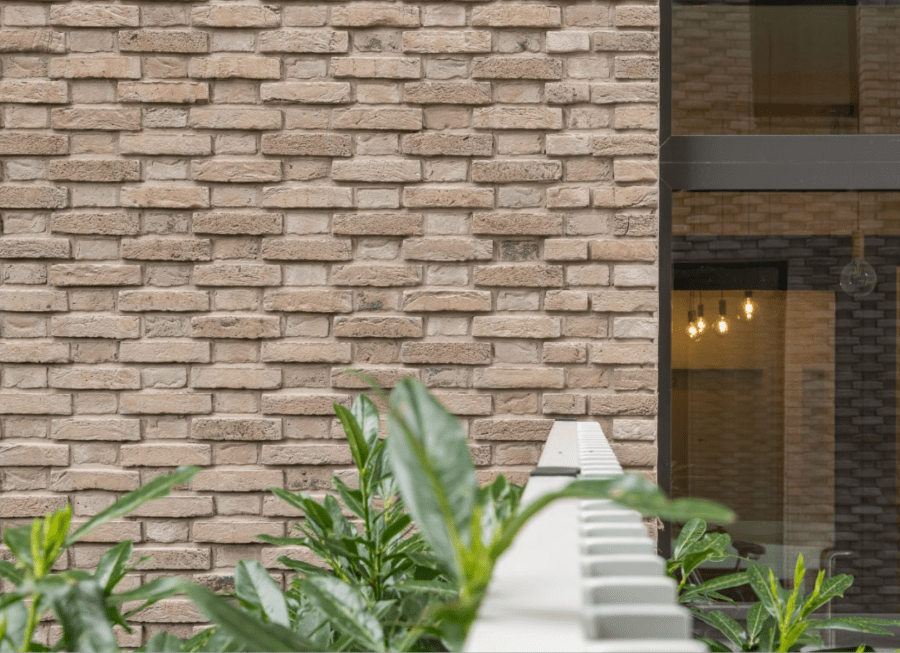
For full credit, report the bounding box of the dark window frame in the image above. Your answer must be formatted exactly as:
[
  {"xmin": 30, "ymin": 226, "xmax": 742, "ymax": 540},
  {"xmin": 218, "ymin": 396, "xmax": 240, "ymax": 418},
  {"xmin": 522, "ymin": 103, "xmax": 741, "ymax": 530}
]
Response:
[{"xmin": 658, "ymin": 0, "xmax": 900, "ymax": 556}]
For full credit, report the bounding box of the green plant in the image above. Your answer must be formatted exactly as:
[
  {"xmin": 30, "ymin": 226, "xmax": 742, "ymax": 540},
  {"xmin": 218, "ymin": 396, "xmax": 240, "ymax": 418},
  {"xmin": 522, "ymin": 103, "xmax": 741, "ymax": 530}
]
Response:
[
  {"xmin": 0, "ymin": 466, "xmax": 199, "ymax": 652},
  {"xmin": 381, "ymin": 377, "xmax": 737, "ymax": 650},
  {"xmin": 668, "ymin": 518, "xmax": 750, "ymax": 604}
]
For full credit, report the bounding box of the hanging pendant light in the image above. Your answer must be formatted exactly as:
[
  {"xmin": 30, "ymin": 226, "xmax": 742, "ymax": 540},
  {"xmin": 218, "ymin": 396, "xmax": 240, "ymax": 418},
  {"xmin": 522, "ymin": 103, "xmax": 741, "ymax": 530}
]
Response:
[
  {"xmin": 713, "ymin": 293, "xmax": 731, "ymax": 337},
  {"xmin": 686, "ymin": 309, "xmax": 701, "ymax": 341},
  {"xmin": 736, "ymin": 290, "xmax": 759, "ymax": 322},
  {"xmin": 840, "ymin": 193, "xmax": 877, "ymax": 298},
  {"xmin": 695, "ymin": 291, "xmax": 708, "ymax": 335}
]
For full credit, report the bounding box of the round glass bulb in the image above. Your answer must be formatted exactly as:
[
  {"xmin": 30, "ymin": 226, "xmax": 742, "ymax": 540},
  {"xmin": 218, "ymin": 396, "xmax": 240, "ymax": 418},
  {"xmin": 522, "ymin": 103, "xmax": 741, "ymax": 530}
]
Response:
[
  {"xmin": 695, "ymin": 304, "xmax": 708, "ymax": 334},
  {"xmin": 840, "ymin": 258, "xmax": 877, "ymax": 298},
  {"xmin": 714, "ymin": 298, "xmax": 730, "ymax": 337},
  {"xmin": 686, "ymin": 309, "xmax": 701, "ymax": 341},
  {"xmin": 737, "ymin": 291, "xmax": 758, "ymax": 322}
]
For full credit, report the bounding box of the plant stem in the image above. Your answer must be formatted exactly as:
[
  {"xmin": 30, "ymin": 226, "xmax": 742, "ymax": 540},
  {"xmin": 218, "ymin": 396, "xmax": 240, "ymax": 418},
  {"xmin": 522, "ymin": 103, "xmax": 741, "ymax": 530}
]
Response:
[{"xmin": 20, "ymin": 595, "xmax": 40, "ymax": 653}]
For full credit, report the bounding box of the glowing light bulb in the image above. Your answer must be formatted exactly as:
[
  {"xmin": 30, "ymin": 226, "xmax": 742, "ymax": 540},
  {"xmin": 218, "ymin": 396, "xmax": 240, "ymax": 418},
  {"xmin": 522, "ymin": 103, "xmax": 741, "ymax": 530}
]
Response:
[
  {"xmin": 695, "ymin": 303, "xmax": 708, "ymax": 334},
  {"xmin": 713, "ymin": 299, "xmax": 731, "ymax": 337},
  {"xmin": 737, "ymin": 290, "xmax": 759, "ymax": 322},
  {"xmin": 840, "ymin": 231, "xmax": 877, "ymax": 298},
  {"xmin": 686, "ymin": 309, "xmax": 701, "ymax": 341}
]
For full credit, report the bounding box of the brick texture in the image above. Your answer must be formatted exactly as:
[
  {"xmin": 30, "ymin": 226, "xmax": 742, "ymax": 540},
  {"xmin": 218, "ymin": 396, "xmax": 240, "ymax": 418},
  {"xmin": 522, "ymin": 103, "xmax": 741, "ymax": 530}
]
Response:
[{"xmin": 0, "ymin": 0, "xmax": 658, "ymax": 637}]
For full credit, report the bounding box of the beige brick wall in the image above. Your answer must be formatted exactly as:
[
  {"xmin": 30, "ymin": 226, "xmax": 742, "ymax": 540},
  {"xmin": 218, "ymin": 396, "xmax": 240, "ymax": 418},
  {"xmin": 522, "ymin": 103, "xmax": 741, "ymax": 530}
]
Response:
[{"xmin": 0, "ymin": 0, "xmax": 659, "ymax": 635}]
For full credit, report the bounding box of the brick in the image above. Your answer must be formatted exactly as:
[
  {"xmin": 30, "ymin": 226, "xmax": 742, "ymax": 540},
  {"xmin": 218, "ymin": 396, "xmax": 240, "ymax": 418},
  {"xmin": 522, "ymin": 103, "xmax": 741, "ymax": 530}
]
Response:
[
  {"xmin": 0, "ymin": 80, "xmax": 68, "ymax": 104},
  {"xmin": 402, "ymin": 31, "xmax": 491, "ymax": 53},
  {"xmin": 590, "ymin": 290, "xmax": 657, "ymax": 312},
  {"xmin": 132, "ymin": 548, "xmax": 211, "ymax": 570},
  {"xmin": 192, "ymin": 418, "xmax": 282, "ymax": 441},
  {"xmin": 472, "ymin": 316, "xmax": 560, "ymax": 338},
  {"xmin": 261, "ymin": 82, "xmax": 351, "ymax": 103},
  {"xmin": 49, "ymin": 57, "xmax": 141, "ymax": 79},
  {"xmin": 121, "ymin": 443, "xmax": 211, "ymax": 467},
  {"xmin": 400, "ymin": 342, "xmax": 491, "ymax": 364},
  {"xmin": 191, "ymin": 5, "xmax": 280, "ymax": 27},
  {"xmin": 0, "ymin": 394, "xmax": 71, "ymax": 415},
  {"xmin": 567, "ymin": 264, "xmax": 610, "ymax": 286},
  {"xmin": 333, "ymin": 107, "xmax": 422, "ymax": 130},
  {"xmin": 50, "ymin": 5, "xmax": 139, "ymax": 26},
  {"xmin": 472, "ymin": 58, "xmax": 562, "ymax": 80},
  {"xmin": 0, "ymin": 238, "xmax": 69, "ymax": 259},
  {"xmin": 259, "ymin": 30, "xmax": 349, "ymax": 53},
  {"xmin": 403, "ymin": 81, "xmax": 492, "ymax": 105},
  {"xmin": 121, "ymin": 186, "xmax": 209, "ymax": 210},
  {"xmin": 261, "ymin": 394, "xmax": 351, "ymax": 415},
  {"xmin": 120, "ymin": 342, "xmax": 210, "ymax": 363},
  {"xmin": 0, "ymin": 133, "xmax": 67, "ymax": 155},
  {"xmin": 472, "ymin": 161, "xmax": 562, "ymax": 183},
  {"xmin": 0, "ymin": 495, "xmax": 68, "ymax": 518},
  {"xmin": 471, "ymin": 5, "xmax": 561, "ymax": 26},
  {"xmin": 402, "ymin": 290, "xmax": 491, "ymax": 312},
  {"xmin": 50, "ymin": 315, "xmax": 140, "ymax": 339},
  {"xmin": 261, "ymin": 239, "xmax": 352, "ymax": 261},
  {"xmin": 51, "ymin": 418, "xmax": 140, "ymax": 441},
  {"xmin": 334, "ymin": 316, "xmax": 422, "ymax": 338},
  {"xmin": 0, "ymin": 186, "xmax": 67, "ymax": 209},
  {"xmin": 474, "ymin": 264, "xmax": 563, "ymax": 287},
  {"xmin": 193, "ymin": 212, "xmax": 282, "ymax": 235},
  {"xmin": 262, "ymin": 186, "xmax": 353, "ymax": 209},
  {"xmin": 127, "ymin": 599, "xmax": 203, "ymax": 622},
  {"xmin": 331, "ymin": 367, "xmax": 418, "ymax": 388},
  {"xmin": 0, "ymin": 343, "xmax": 68, "ymax": 363},
  {"xmin": 545, "ymin": 290, "xmax": 589, "ymax": 311},
  {"xmin": 128, "ymin": 497, "xmax": 214, "ymax": 519},
  {"xmin": 191, "ymin": 368, "xmax": 281, "ymax": 389},
  {"xmin": 191, "ymin": 160, "xmax": 282, "ymax": 183},
  {"xmin": 0, "ymin": 29, "xmax": 65, "ymax": 53},
  {"xmin": 118, "ymin": 290, "xmax": 209, "ymax": 312},
  {"xmin": 332, "ymin": 213, "xmax": 423, "ymax": 236},
  {"xmin": 190, "ymin": 316, "xmax": 280, "ymax": 339},
  {"xmin": 263, "ymin": 290, "xmax": 352, "ymax": 313},
  {"xmin": 193, "ymin": 264, "xmax": 281, "ymax": 286},
  {"xmin": 432, "ymin": 393, "xmax": 492, "ymax": 415},
  {"xmin": 472, "ymin": 418, "xmax": 554, "ymax": 439},
  {"xmin": 49, "ymin": 264, "xmax": 140, "ymax": 286},
  {"xmin": 117, "ymin": 81, "xmax": 209, "ymax": 104},
  {"xmin": 260, "ymin": 444, "xmax": 352, "ymax": 466},
  {"xmin": 188, "ymin": 57, "xmax": 280, "ymax": 79},
  {"xmin": 119, "ymin": 31, "xmax": 208, "ymax": 53},
  {"xmin": 401, "ymin": 238, "xmax": 489, "ymax": 262},
  {"xmin": 48, "ymin": 160, "xmax": 140, "ymax": 182},
  {"xmin": 261, "ymin": 133, "xmax": 351, "ymax": 156},
  {"xmin": 589, "ymin": 394, "xmax": 657, "ymax": 417},
  {"xmin": 473, "ymin": 212, "xmax": 563, "ymax": 235},
  {"xmin": 332, "ymin": 4, "xmax": 419, "ymax": 26},
  {"xmin": 591, "ymin": 134, "xmax": 657, "ymax": 157},
  {"xmin": 473, "ymin": 107, "xmax": 563, "ymax": 129},
  {"xmin": 0, "ymin": 290, "xmax": 67, "ymax": 312},
  {"xmin": 120, "ymin": 393, "xmax": 212, "ymax": 414},
  {"xmin": 332, "ymin": 265, "xmax": 422, "ymax": 286},
  {"xmin": 591, "ymin": 343, "xmax": 656, "ymax": 364},
  {"xmin": 48, "ymin": 367, "xmax": 139, "ymax": 390},
  {"xmin": 401, "ymin": 134, "xmax": 492, "ymax": 156},
  {"xmin": 493, "ymin": 443, "xmax": 541, "ymax": 464},
  {"xmin": 0, "ymin": 443, "xmax": 68, "ymax": 467},
  {"xmin": 591, "ymin": 240, "xmax": 657, "ymax": 261},
  {"xmin": 189, "ymin": 108, "xmax": 281, "ymax": 130},
  {"xmin": 120, "ymin": 133, "xmax": 211, "ymax": 156},
  {"xmin": 331, "ymin": 57, "xmax": 420, "ymax": 79},
  {"xmin": 332, "ymin": 158, "xmax": 421, "ymax": 183},
  {"xmin": 193, "ymin": 520, "xmax": 284, "ymax": 543},
  {"xmin": 403, "ymin": 187, "xmax": 493, "ymax": 208}
]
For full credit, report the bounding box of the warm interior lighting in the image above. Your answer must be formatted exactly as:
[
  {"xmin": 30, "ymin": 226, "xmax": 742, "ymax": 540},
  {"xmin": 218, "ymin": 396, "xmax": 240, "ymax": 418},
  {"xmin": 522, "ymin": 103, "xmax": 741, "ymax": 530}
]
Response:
[
  {"xmin": 738, "ymin": 290, "xmax": 759, "ymax": 322},
  {"xmin": 686, "ymin": 309, "xmax": 701, "ymax": 340},
  {"xmin": 713, "ymin": 297, "xmax": 731, "ymax": 337},
  {"xmin": 695, "ymin": 301, "xmax": 708, "ymax": 334}
]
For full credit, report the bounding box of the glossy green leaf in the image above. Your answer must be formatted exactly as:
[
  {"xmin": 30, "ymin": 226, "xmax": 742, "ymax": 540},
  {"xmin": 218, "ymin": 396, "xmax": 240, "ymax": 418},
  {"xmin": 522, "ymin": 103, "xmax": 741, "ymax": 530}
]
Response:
[
  {"xmin": 53, "ymin": 580, "xmax": 118, "ymax": 653},
  {"xmin": 333, "ymin": 478, "xmax": 366, "ymax": 521},
  {"xmin": 0, "ymin": 561, "xmax": 22, "ymax": 585},
  {"xmin": 234, "ymin": 560, "xmax": 290, "ymax": 627},
  {"xmin": 3, "ymin": 526, "xmax": 32, "ymax": 568},
  {"xmin": 700, "ymin": 610, "xmax": 746, "ymax": 649},
  {"xmin": 808, "ymin": 616, "xmax": 900, "ymax": 635},
  {"xmin": 386, "ymin": 378, "xmax": 476, "ymax": 578},
  {"xmin": 335, "ymin": 404, "xmax": 370, "ymax": 471},
  {"xmin": 352, "ymin": 393, "xmax": 381, "ymax": 450},
  {"xmin": 697, "ymin": 636, "xmax": 732, "ymax": 652},
  {"xmin": 747, "ymin": 565, "xmax": 781, "ymax": 620},
  {"xmin": 746, "ymin": 601, "xmax": 767, "ymax": 642},
  {"xmin": 382, "ymin": 514, "xmax": 412, "ymax": 544},
  {"xmin": 295, "ymin": 576, "xmax": 386, "ymax": 652},
  {"xmin": 67, "ymin": 466, "xmax": 199, "ymax": 545},
  {"xmin": 680, "ymin": 571, "xmax": 750, "ymax": 602},
  {"xmin": 94, "ymin": 541, "xmax": 133, "ymax": 593},
  {"xmin": 674, "ymin": 518, "xmax": 707, "ymax": 560}
]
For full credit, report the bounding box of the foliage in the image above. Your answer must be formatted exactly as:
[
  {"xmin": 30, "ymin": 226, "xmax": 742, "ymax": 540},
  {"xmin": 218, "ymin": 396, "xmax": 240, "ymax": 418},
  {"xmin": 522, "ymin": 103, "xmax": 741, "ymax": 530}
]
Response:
[
  {"xmin": 0, "ymin": 467, "xmax": 199, "ymax": 653},
  {"xmin": 382, "ymin": 377, "xmax": 737, "ymax": 649},
  {"xmin": 672, "ymin": 521, "xmax": 900, "ymax": 652}
]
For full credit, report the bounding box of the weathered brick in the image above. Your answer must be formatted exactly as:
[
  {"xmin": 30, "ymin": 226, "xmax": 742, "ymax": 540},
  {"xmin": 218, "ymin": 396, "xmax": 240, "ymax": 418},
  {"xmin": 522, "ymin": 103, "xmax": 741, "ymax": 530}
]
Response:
[
  {"xmin": 0, "ymin": 290, "xmax": 67, "ymax": 312},
  {"xmin": 0, "ymin": 29, "xmax": 65, "ymax": 53},
  {"xmin": 0, "ymin": 394, "xmax": 71, "ymax": 415},
  {"xmin": 402, "ymin": 31, "xmax": 491, "ymax": 53},
  {"xmin": 261, "ymin": 133, "xmax": 351, "ymax": 156},
  {"xmin": 48, "ymin": 160, "xmax": 140, "ymax": 182},
  {"xmin": 401, "ymin": 238, "xmax": 490, "ymax": 261},
  {"xmin": 401, "ymin": 134, "xmax": 492, "ymax": 156},
  {"xmin": 0, "ymin": 80, "xmax": 68, "ymax": 104},
  {"xmin": 474, "ymin": 264, "xmax": 563, "ymax": 287},
  {"xmin": 262, "ymin": 186, "xmax": 353, "ymax": 209},
  {"xmin": 190, "ymin": 316, "xmax": 280, "ymax": 339},
  {"xmin": 0, "ymin": 495, "xmax": 68, "ymax": 518},
  {"xmin": 0, "ymin": 343, "xmax": 68, "ymax": 363},
  {"xmin": 121, "ymin": 186, "xmax": 209, "ymax": 209},
  {"xmin": 131, "ymin": 497, "xmax": 214, "ymax": 518},
  {"xmin": 188, "ymin": 57, "xmax": 280, "ymax": 79},
  {"xmin": 261, "ymin": 82, "xmax": 351, "ymax": 104},
  {"xmin": 191, "ymin": 5, "xmax": 280, "ymax": 27},
  {"xmin": 120, "ymin": 393, "xmax": 212, "ymax": 414},
  {"xmin": 331, "ymin": 367, "xmax": 419, "ymax": 388},
  {"xmin": 117, "ymin": 81, "xmax": 209, "ymax": 104},
  {"xmin": 118, "ymin": 290, "xmax": 209, "ymax": 312},
  {"xmin": 119, "ymin": 342, "xmax": 210, "ymax": 363},
  {"xmin": 471, "ymin": 5, "xmax": 561, "ymax": 26},
  {"xmin": 591, "ymin": 134, "xmax": 658, "ymax": 156},
  {"xmin": 193, "ymin": 212, "xmax": 283, "ymax": 235},
  {"xmin": 50, "ymin": 5, "xmax": 139, "ymax": 26},
  {"xmin": 263, "ymin": 290, "xmax": 352, "ymax": 313},
  {"xmin": 50, "ymin": 418, "xmax": 139, "ymax": 441},
  {"xmin": 591, "ymin": 343, "xmax": 656, "ymax": 364},
  {"xmin": 0, "ymin": 186, "xmax": 68, "ymax": 209},
  {"xmin": 49, "ymin": 57, "xmax": 141, "ymax": 79},
  {"xmin": 403, "ymin": 187, "xmax": 493, "ymax": 208},
  {"xmin": 261, "ymin": 238, "xmax": 352, "ymax": 261},
  {"xmin": 403, "ymin": 81, "xmax": 492, "ymax": 105},
  {"xmin": 48, "ymin": 367, "xmax": 139, "ymax": 390},
  {"xmin": 49, "ymin": 264, "xmax": 141, "ymax": 286},
  {"xmin": 51, "ymin": 315, "xmax": 140, "ymax": 339},
  {"xmin": 193, "ymin": 264, "xmax": 281, "ymax": 286},
  {"xmin": 472, "ymin": 58, "xmax": 563, "ymax": 80},
  {"xmin": 261, "ymin": 394, "xmax": 351, "ymax": 415},
  {"xmin": 0, "ymin": 133, "xmax": 68, "ymax": 155},
  {"xmin": 193, "ymin": 520, "xmax": 284, "ymax": 543},
  {"xmin": 332, "ymin": 265, "xmax": 423, "ymax": 286},
  {"xmin": 127, "ymin": 598, "xmax": 203, "ymax": 621},
  {"xmin": 332, "ymin": 213, "xmax": 423, "ymax": 236},
  {"xmin": 0, "ymin": 443, "xmax": 69, "ymax": 467},
  {"xmin": 331, "ymin": 57, "xmax": 420, "ymax": 79},
  {"xmin": 472, "ymin": 316, "xmax": 560, "ymax": 338},
  {"xmin": 259, "ymin": 30, "xmax": 349, "ymax": 53},
  {"xmin": 190, "ymin": 368, "xmax": 281, "ymax": 390},
  {"xmin": 545, "ymin": 290, "xmax": 589, "ymax": 311},
  {"xmin": 473, "ymin": 107, "xmax": 563, "ymax": 129},
  {"xmin": 402, "ymin": 290, "xmax": 492, "ymax": 312},
  {"xmin": 472, "ymin": 212, "xmax": 564, "ymax": 235},
  {"xmin": 589, "ymin": 394, "xmax": 657, "ymax": 417},
  {"xmin": 333, "ymin": 107, "xmax": 422, "ymax": 130},
  {"xmin": 0, "ymin": 238, "xmax": 70, "ymax": 259},
  {"xmin": 332, "ymin": 158, "xmax": 421, "ymax": 183},
  {"xmin": 260, "ymin": 444, "xmax": 352, "ymax": 465},
  {"xmin": 432, "ymin": 393, "xmax": 492, "ymax": 415},
  {"xmin": 334, "ymin": 316, "xmax": 422, "ymax": 338},
  {"xmin": 119, "ymin": 444, "xmax": 210, "ymax": 467},
  {"xmin": 472, "ymin": 161, "xmax": 562, "ymax": 183},
  {"xmin": 472, "ymin": 418, "xmax": 555, "ymax": 439},
  {"xmin": 590, "ymin": 290, "xmax": 657, "ymax": 312},
  {"xmin": 192, "ymin": 160, "xmax": 282, "ymax": 183},
  {"xmin": 120, "ymin": 133, "xmax": 211, "ymax": 156},
  {"xmin": 192, "ymin": 418, "xmax": 282, "ymax": 441},
  {"xmin": 189, "ymin": 108, "xmax": 281, "ymax": 130},
  {"xmin": 119, "ymin": 31, "xmax": 208, "ymax": 53},
  {"xmin": 332, "ymin": 4, "xmax": 419, "ymax": 26},
  {"xmin": 400, "ymin": 342, "xmax": 491, "ymax": 364}
]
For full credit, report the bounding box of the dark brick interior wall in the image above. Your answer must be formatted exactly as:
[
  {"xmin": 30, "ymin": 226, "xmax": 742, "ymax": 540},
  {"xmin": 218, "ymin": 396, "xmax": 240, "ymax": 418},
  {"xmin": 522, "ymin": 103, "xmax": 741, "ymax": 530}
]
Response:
[{"xmin": 674, "ymin": 234, "xmax": 899, "ymax": 613}]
